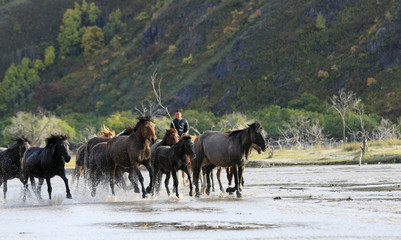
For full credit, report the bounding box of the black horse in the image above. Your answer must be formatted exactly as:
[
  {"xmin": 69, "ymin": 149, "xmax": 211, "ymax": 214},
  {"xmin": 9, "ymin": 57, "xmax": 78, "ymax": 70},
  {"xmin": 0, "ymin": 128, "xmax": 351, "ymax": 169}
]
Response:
[
  {"xmin": 22, "ymin": 135, "xmax": 72, "ymax": 201},
  {"xmin": 0, "ymin": 136, "xmax": 31, "ymax": 199},
  {"xmin": 151, "ymin": 135, "xmax": 196, "ymax": 198}
]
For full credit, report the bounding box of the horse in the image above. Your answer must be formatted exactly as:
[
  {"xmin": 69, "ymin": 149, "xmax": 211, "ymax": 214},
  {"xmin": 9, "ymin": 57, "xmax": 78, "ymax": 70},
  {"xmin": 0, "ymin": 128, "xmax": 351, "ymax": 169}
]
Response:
[
  {"xmin": 150, "ymin": 128, "xmax": 179, "ymax": 154},
  {"xmin": 106, "ymin": 116, "xmax": 157, "ymax": 198},
  {"xmin": 83, "ymin": 127, "xmax": 116, "ymax": 184},
  {"xmin": 22, "ymin": 135, "xmax": 72, "ymax": 201},
  {"xmin": 70, "ymin": 143, "xmax": 86, "ymax": 188},
  {"xmin": 205, "ymin": 143, "xmax": 262, "ymax": 194},
  {"xmin": 193, "ymin": 121, "xmax": 267, "ymax": 197},
  {"xmin": 0, "ymin": 136, "xmax": 31, "ymax": 199},
  {"xmin": 89, "ymin": 142, "xmax": 137, "ymax": 197},
  {"xmin": 151, "ymin": 135, "xmax": 196, "ymax": 197}
]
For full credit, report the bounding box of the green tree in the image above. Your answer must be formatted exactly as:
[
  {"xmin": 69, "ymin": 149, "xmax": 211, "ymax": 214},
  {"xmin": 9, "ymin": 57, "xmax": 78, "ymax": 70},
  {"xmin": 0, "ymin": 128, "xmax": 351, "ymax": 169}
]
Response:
[
  {"xmin": 81, "ymin": 26, "xmax": 105, "ymax": 56},
  {"xmin": 316, "ymin": 13, "xmax": 327, "ymax": 30},
  {"xmin": 0, "ymin": 58, "xmax": 40, "ymax": 113},
  {"xmin": 33, "ymin": 59, "xmax": 45, "ymax": 71},
  {"xmin": 81, "ymin": 0, "xmax": 101, "ymax": 25},
  {"xmin": 57, "ymin": 5, "xmax": 85, "ymax": 54},
  {"xmin": 103, "ymin": 9, "xmax": 126, "ymax": 42},
  {"xmin": 103, "ymin": 111, "xmax": 138, "ymax": 133},
  {"xmin": 44, "ymin": 46, "xmax": 56, "ymax": 66}
]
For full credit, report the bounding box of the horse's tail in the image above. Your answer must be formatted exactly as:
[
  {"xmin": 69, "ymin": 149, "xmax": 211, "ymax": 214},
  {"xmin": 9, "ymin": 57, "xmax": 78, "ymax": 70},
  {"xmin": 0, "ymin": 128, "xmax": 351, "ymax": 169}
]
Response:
[{"xmin": 193, "ymin": 136, "xmax": 205, "ymax": 182}]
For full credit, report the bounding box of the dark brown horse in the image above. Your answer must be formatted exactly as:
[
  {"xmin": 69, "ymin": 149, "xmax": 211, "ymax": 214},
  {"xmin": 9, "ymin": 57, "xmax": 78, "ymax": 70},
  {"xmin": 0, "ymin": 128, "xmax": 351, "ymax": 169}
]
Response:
[
  {"xmin": 150, "ymin": 128, "xmax": 179, "ymax": 154},
  {"xmin": 83, "ymin": 127, "xmax": 116, "ymax": 183},
  {"xmin": 193, "ymin": 121, "xmax": 267, "ymax": 197},
  {"xmin": 89, "ymin": 142, "xmax": 137, "ymax": 197},
  {"xmin": 106, "ymin": 116, "xmax": 157, "ymax": 198},
  {"xmin": 0, "ymin": 136, "xmax": 31, "ymax": 199},
  {"xmin": 151, "ymin": 135, "xmax": 195, "ymax": 197},
  {"xmin": 23, "ymin": 135, "xmax": 71, "ymax": 201},
  {"xmin": 206, "ymin": 143, "xmax": 262, "ymax": 194}
]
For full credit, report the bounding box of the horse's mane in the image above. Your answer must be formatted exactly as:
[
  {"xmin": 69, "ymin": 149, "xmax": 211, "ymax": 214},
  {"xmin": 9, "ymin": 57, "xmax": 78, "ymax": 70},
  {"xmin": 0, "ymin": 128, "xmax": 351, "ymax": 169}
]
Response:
[
  {"xmin": 98, "ymin": 125, "xmax": 115, "ymax": 138},
  {"xmin": 162, "ymin": 128, "xmax": 178, "ymax": 142},
  {"xmin": 45, "ymin": 135, "xmax": 68, "ymax": 148},
  {"xmin": 181, "ymin": 135, "xmax": 192, "ymax": 141},
  {"xmin": 227, "ymin": 121, "xmax": 261, "ymax": 137},
  {"xmin": 11, "ymin": 135, "xmax": 31, "ymax": 144},
  {"xmin": 132, "ymin": 116, "xmax": 154, "ymax": 132}
]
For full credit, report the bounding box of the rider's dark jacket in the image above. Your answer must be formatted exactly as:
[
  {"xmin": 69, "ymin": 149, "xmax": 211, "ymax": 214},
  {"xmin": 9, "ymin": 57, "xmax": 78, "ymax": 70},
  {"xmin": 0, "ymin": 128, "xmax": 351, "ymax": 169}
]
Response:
[{"xmin": 170, "ymin": 118, "xmax": 189, "ymax": 137}]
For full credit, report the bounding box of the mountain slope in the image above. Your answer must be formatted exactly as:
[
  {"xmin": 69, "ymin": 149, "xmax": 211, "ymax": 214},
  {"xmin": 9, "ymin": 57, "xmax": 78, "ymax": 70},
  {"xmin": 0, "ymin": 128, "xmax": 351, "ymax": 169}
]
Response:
[{"xmin": 1, "ymin": 0, "xmax": 401, "ymax": 119}]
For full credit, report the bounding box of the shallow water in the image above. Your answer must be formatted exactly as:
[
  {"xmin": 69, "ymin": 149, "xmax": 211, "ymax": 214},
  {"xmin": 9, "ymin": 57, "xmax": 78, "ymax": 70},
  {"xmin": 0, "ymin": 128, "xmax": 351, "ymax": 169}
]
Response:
[{"xmin": 1, "ymin": 164, "xmax": 401, "ymax": 239}]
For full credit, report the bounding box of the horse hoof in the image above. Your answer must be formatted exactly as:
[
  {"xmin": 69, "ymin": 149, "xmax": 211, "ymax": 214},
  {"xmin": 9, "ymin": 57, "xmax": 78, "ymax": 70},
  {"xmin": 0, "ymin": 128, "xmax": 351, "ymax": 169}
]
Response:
[
  {"xmin": 91, "ymin": 191, "xmax": 96, "ymax": 197},
  {"xmin": 206, "ymin": 189, "xmax": 210, "ymax": 195},
  {"xmin": 145, "ymin": 186, "xmax": 151, "ymax": 194},
  {"xmin": 134, "ymin": 187, "xmax": 140, "ymax": 193},
  {"xmin": 66, "ymin": 193, "xmax": 72, "ymax": 199},
  {"xmin": 142, "ymin": 193, "xmax": 147, "ymax": 199},
  {"xmin": 189, "ymin": 191, "xmax": 193, "ymax": 197},
  {"xmin": 226, "ymin": 187, "xmax": 235, "ymax": 193},
  {"xmin": 195, "ymin": 192, "xmax": 201, "ymax": 198},
  {"xmin": 236, "ymin": 191, "xmax": 242, "ymax": 198}
]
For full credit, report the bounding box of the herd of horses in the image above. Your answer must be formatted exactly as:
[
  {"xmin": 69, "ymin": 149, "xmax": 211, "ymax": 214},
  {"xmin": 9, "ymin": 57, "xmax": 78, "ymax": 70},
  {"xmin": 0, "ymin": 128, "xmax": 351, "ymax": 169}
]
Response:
[{"xmin": 0, "ymin": 116, "xmax": 267, "ymax": 201}]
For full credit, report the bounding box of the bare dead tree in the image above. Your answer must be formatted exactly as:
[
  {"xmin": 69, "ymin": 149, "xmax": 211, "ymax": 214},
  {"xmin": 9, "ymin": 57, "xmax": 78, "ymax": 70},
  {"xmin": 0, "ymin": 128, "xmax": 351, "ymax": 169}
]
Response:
[
  {"xmin": 372, "ymin": 119, "xmax": 398, "ymax": 140},
  {"xmin": 151, "ymin": 72, "xmax": 173, "ymax": 122},
  {"xmin": 328, "ymin": 89, "xmax": 361, "ymax": 144},
  {"xmin": 135, "ymin": 100, "xmax": 157, "ymax": 116}
]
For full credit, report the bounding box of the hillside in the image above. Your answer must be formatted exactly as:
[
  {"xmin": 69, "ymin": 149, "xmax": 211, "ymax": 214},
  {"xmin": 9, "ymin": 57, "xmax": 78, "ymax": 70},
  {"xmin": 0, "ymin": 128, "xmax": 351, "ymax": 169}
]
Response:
[{"xmin": 1, "ymin": 0, "xmax": 401, "ymax": 119}]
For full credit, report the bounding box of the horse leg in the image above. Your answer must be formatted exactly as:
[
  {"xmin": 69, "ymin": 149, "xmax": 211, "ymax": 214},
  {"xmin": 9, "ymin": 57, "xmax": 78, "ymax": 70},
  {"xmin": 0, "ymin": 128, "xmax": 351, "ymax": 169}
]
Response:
[
  {"xmin": 156, "ymin": 171, "xmax": 163, "ymax": 194},
  {"xmin": 238, "ymin": 165, "xmax": 245, "ymax": 192},
  {"xmin": 172, "ymin": 171, "xmax": 179, "ymax": 198},
  {"xmin": 164, "ymin": 172, "xmax": 171, "ymax": 196},
  {"xmin": 232, "ymin": 164, "xmax": 241, "ymax": 198},
  {"xmin": 183, "ymin": 165, "xmax": 193, "ymax": 196},
  {"xmin": 143, "ymin": 161, "xmax": 153, "ymax": 194},
  {"xmin": 205, "ymin": 164, "xmax": 215, "ymax": 195},
  {"xmin": 29, "ymin": 176, "xmax": 39, "ymax": 199},
  {"xmin": 217, "ymin": 168, "xmax": 224, "ymax": 192},
  {"xmin": 22, "ymin": 172, "xmax": 29, "ymax": 202},
  {"xmin": 134, "ymin": 168, "xmax": 147, "ymax": 198},
  {"xmin": 90, "ymin": 166, "xmax": 99, "ymax": 197},
  {"xmin": 128, "ymin": 170, "xmax": 140, "ymax": 193},
  {"xmin": 126, "ymin": 170, "xmax": 140, "ymax": 193},
  {"xmin": 45, "ymin": 178, "xmax": 52, "ymax": 200},
  {"xmin": 36, "ymin": 178, "xmax": 44, "ymax": 200},
  {"xmin": 226, "ymin": 168, "xmax": 235, "ymax": 194},
  {"xmin": 2, "ymin": 179, "xmax": 7, "ymax": 200},
  {"xmin": 75, "ymin": 166, "xmax": 82, "ymax": 189},
  {"xmin": 60, "ymin": 171, "xmax": 72, "ymax": 199},
  {"xmin": 108, "ymin": 162, "xmax": 117, "ymax": 196}
]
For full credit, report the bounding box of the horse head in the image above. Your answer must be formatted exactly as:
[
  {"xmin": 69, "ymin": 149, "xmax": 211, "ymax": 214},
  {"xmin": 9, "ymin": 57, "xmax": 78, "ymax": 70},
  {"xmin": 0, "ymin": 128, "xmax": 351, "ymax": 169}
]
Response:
[
  {"xmin": 181, "ymin": 135, "xmax": 196, "ymax": 159},
  {"xmin": 134, "ymin": 116, "xmax": 157, "ymax": 144},
  {"xmin": 164, "ymin": 128, "xmax": 179, "ymax": 146},
  {"xmin": 13, "ymin": 135, "xmax": 31, "ymax": 157},
  {"xmin": 248, "ymin": 121, "xmax": 267, "ymax": 152},
  {"xmin": 46, "ymin": 135, "xmax": 71, "ymax": 163}
]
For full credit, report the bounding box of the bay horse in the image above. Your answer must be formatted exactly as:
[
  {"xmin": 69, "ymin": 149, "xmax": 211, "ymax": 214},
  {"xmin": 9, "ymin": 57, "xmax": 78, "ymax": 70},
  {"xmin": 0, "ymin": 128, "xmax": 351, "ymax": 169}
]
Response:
[
  {"xmin": 151, "ymin": 135, "xmax": 195, "ymax": 197},
  {"xmin": 193, "ymin": 121, "xmax": 267, "ymax": 197},
  {"xmin": 106, "ymin": 116, "xmax": 157, "ymax": 198},
  {"xmin": 0, "ymin": 136, "xmax": 31, "ymax": 199},
  {"xmin": 22, "ymin": 135, "xmax": 71, "ymax": 201}
]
